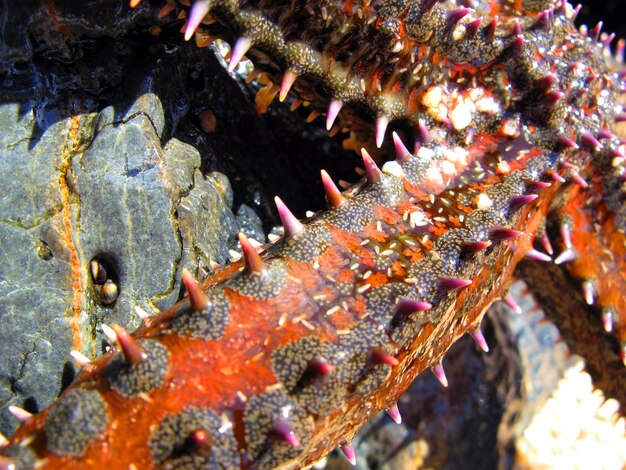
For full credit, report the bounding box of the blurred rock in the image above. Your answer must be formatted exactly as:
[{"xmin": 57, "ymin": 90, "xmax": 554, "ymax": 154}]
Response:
[{"xmin": 505, "ymin": 283, "xmax": 626, "ymax": 470}]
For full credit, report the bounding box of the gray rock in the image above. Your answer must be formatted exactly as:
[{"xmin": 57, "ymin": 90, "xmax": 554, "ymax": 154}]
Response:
[
  {"xmin": 0, "ymin": 0, "xmax": 343, "ymax": 438},
  {"xmin": 0, "ymin": 103, "xmax": 77, "ymax": 437},
  {"xmin": 175, "ymin": 165, "xmax": 240, "ymax": 294},
  {"xmin": 0, "ymin": 94, "xmax": 238, "ymax": 437},
  {"xmin": 235, "ymin": 203, "xmax": 265, "ymax": 245},
  {"xmin": 73, "ymin": 93, "xmax": 188, "ymax": 324}
]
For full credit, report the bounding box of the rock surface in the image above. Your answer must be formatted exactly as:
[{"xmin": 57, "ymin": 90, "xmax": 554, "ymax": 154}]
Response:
[
  {"xmin": 0, "ymin": 0, "xmax": 347, "ymax": 438},
  {"xmin": 0, "ymin": 93, "xmax": 248, "ymax": 436}
]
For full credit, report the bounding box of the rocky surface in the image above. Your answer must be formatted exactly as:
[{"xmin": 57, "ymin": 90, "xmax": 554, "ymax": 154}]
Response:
[
  {"xmin": 0, "ymin": 0, "xmax": 354, "ymax": 438},
  {"xmin": 506, "ymin": 281, "xmax": 626, "ymax": 469},
  {"xmin": 0, "ymin": 92, "xmax": 254, "ymax": 436}
]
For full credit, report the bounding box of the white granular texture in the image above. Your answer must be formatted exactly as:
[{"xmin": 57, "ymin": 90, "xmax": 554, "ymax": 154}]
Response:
[{"xmin": 517, "ymin": 358, "xmax": 626, "ymax": 470}]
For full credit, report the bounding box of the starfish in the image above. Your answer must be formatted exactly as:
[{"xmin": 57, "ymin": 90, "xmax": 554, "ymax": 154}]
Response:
[{"xmin": 1, "ymin": 0, "xmax": 625, "ymax": 468}]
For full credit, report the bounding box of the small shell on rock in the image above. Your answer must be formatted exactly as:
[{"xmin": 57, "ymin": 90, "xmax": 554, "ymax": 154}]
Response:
[
  {"xmin": 98, "ymin": 279, "xmax": 119, "ymax": 305},
  {"xmin": 90, "ymin": 259, "xmax": 108, "ymax": 285}
]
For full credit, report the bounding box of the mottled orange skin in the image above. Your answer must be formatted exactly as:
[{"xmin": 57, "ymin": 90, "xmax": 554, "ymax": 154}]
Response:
[
  {"xmin": 6, "ymin": 172, "xmax": 554, "ymax": 469},
  {"xmin": 3, "ymin": 0, "xmax": 626, "ymax": 468},
  {"xmin": 555, "ymin": 183, "xmax": 626, "ymax": 346}
]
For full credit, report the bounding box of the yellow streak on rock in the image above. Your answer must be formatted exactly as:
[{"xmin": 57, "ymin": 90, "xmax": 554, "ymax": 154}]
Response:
[{"xmin": 58, "ymin": 114, "xmax": 85, "ymax": 351}]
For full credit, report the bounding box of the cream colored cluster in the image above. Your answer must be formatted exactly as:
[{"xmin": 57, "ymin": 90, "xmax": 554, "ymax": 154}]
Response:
[{"xmin": 421, "ymin": 85, "xmax": 501, "ymax": 131}]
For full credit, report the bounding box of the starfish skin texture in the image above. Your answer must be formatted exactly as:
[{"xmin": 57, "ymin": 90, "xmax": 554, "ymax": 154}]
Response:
[{"xmin": 1, "ymin": 0, "xmax": 625, "ymax": 469}]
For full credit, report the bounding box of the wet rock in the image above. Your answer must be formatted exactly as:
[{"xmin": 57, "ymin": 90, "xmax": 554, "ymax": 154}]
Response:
[
  {"xmin": 0, "ymin": 94, "xmax": 237, "ymax": 437},
  {"xmin": 0, "ymin": 0, "xmax": 349, "ymax": 438},
  {"xmin": 176, "ymin": 166, "xmax": 241, "ymax": 284},
  {"xmin": 235, "ymin": 203, "xmax": 265, "ymax": 245},
  {"xmin": 0, "ymin": 103, "xmax": 77, "ymax": 437},
  {"xmin": 0, "ymin": 0, "xmax": 158, "ymax": 104},
  {"xmin": 323, "ymin": 416, "xmax": 426, "ymax": 470}
]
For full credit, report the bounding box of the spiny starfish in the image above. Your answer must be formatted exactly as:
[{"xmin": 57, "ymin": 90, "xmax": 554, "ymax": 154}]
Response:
[{"xmin": 1, "ymin": 0, "xmax": 625, "ymax": 468}]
